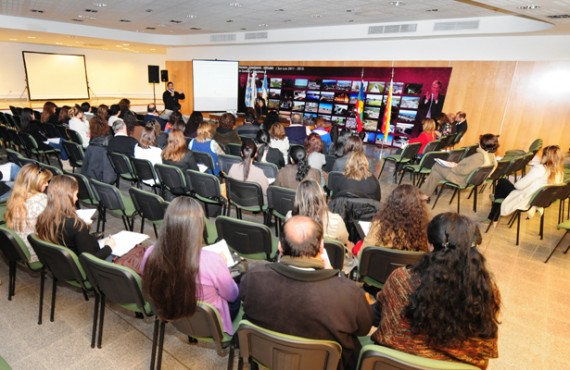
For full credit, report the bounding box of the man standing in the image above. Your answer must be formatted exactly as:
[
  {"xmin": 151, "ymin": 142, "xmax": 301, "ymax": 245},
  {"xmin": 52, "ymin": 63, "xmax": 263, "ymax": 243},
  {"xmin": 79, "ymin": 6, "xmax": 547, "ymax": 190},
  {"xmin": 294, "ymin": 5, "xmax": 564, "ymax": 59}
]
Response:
[
  {"xmin": 240, "ymin": 216, "xmax": 373, "ymax": 370},
  {"xmin": 162, "ymin": 81, "xmax": 185, "ymax": 112}
]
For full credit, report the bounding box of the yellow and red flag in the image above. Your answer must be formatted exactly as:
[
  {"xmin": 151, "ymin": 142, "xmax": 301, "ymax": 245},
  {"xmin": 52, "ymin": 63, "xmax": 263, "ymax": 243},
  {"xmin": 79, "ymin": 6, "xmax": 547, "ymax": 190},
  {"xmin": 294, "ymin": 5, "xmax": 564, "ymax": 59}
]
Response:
[{"xmin": 381, "ymin": 78, "xmax": 393, "ymax": 142}]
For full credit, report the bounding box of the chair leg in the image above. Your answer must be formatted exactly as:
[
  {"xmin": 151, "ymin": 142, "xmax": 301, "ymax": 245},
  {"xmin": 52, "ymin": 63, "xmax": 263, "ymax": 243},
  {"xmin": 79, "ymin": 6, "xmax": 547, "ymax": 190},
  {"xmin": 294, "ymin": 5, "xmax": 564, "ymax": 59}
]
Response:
[
  {"xmin": 156, "ymin": 320, "xmax": 166, "ymax": 370},
  {"xmin": 97, "ymin": 294, "xmax": 106, "ymax": 348},
  {"xmin": 473, "ymin": 186, "xmax": 478, "ymax": 213},
  {"xmin": 432, "ymin": 186, "xmax": 444, "ymax": 210},
  {"xmin": 227, "ymin": 341, "xmax": 235, "ymax": 370},
  {"xmin": 8, "ymin": 261, "xmax": 16, "ymax": 301},
  {"xmin": 516, "ymin": 212, "xmax": 521, "ymax": 246},
  {"xmin": 545, "ymin": 231, "xmax": 569, "ymax": 263},
  {"xmin": 457, "ymin": 190, "xmax": 461, "ymax": 214},
  {"xmin": 150, "ymin": 319, "xmax": 160, "ymax": 370},
  {"xmin": 50, "ymin": 276, "xmax": 58, "ymax": 322},
  {"xmin": 153, "ymin": 224, "xmax": 158, "ymax": 238},
  {"xmin": 449, "ymin": 189, "xmax": 458, "ymax": 205},
  {"xmin": 38, "ymin": 268, "xmax": 45, "ymax": 325},
  {"xmin": 91, "ymin": 293, "xmax": 100, "ymax": 348},
  {"xmin": 540, "ymin": 213, "xmax": 544, "ymax": 240}
]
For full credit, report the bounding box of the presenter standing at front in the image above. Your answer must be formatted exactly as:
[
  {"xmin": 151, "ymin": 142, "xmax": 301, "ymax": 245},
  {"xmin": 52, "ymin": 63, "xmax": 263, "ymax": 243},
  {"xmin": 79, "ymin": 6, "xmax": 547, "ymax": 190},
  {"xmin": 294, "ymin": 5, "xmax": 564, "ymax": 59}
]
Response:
[{"xmin": 162, "ymin": 81, "xmax": 185, "ymax": 115}]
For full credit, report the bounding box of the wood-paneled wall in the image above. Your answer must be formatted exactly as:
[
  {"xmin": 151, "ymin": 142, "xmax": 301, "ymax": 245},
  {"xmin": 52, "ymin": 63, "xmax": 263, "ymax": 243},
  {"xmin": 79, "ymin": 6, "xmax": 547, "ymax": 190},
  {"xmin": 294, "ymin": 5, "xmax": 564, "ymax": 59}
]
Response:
[{"xmin": 166, "ymin": 60, "xmax": 570, "ymax": 154}]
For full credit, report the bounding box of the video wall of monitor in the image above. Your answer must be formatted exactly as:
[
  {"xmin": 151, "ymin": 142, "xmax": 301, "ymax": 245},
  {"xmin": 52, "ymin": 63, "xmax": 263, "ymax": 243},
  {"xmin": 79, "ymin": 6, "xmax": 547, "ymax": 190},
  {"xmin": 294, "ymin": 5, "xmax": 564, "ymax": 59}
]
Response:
[{"xmin": 239, "ymin": 66, "xmax": 452, "ymax": 147}]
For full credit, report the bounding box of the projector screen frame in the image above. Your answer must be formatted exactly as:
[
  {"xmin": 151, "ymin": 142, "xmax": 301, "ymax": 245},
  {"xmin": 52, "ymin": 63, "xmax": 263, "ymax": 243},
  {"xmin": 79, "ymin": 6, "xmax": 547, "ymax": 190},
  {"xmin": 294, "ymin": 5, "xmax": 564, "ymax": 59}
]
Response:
[
  {"xmin": 22, "ymin": 51, "xmax": 90, "ymax": 101},
  {"xmin": 192, "ymin": 59, "xmax": 239, "ymax": 112}
]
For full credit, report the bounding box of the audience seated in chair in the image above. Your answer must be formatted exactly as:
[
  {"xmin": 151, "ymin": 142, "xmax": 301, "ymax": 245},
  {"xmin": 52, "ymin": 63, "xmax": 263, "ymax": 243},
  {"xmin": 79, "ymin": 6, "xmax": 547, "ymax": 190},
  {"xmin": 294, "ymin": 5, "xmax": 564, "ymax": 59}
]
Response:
[
  {"xmin": 274, "ymin": 146, "xmax": 321, "ymax": 190},
  {"xmin": 421, "ymin": 133, "xmax": 499, "ymax": 198},
  {"xmin": 335, "ymin": 148, "xmax": 381, "ymax": 201},
  {"xmin": 68, "ymin": 106, "xmax": 90, "ymax": 148},
  {"xmin": 4, "ymin": 163, "xmax": 53, "ymax": 263},
  {"xmin": 183, "ymin": 111, "xmax": 203, "ymax": 139},
  {"xmin": 134, "ymin": 122, "xmax": 163, "ymax": 169},
  {"xmin": 141, "ymin": 197, "xmax": 240, "ymax": 334},
  {"xmin": 227, "ymin": 139, "xmax": 269, "ymax": 204},
  {"xmin": 214, "ymin": 113, "xmax": 242, "ymax": 147},
  {"xmin": 255, "ymin": 129, "xmax": 284, "ymax": 169},
  {"xmin": 81, "ymin": 117, "xmax": 116, "ymax": 184},
  {"xmin": 189, "ymin": 122, "xmax": 224, "ymax": 175},
  {"xmin": 487, "ymin": 145, "xmax": 564, "ymax": 223},
  {"xmin": 371, "ymin": 213, "xmax": 500, "ymax": 370},
  {"xmin": 360, "ymin": 184, "xmax": 430, "ymax": 253},
  {"xmin": 268, "ymin": 122, "xmax": 290, "ymax": 164},
  {"xmin": 36, "ymin": 175, "xmax": 115, "ymax": 260},
  {"xmin": 162, "ymin": 129, "xmax": 198, "ymax": 172},
  {"xmin": 284, "ymin": 112, "xmax": 307, "ymax": 146},
  {"xmin": 240, "ymin": 215, "xmax": 373, "ymax": 370},
  {"xmin": 331, "ymin": 131, "xmax": 360, "ymax": 173},
  {"xmin": 107, "ymin": 119, "xmax": 138, "ymax": 157},
  {"xmin": 305, "ymin": 133, "xmax": 326, "ymax": 172},
  {"xmin": 408, "ymin": 118, "xmax": 439, "ymax": 155}
]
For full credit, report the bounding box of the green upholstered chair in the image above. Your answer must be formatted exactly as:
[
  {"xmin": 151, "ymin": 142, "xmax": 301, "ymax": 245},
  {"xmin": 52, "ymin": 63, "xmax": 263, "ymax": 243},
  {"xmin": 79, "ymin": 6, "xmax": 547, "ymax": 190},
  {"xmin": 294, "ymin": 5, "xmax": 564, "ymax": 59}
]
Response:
[
  {"xmin": 129, "ymin": 187, "xmax": 168, "ymax": 237},
  {"xmin": 236, "ymin": 319, "xmax": 342, "ymax": 370},
  {"xmin": 545, "ymin": 218, "xmax": 570, "ymax": 263},
  {"xmin": 378, "ymin": 142, "xmax": 422, "ymax": 183},
  {"xmin": 0, "ymin": 225, "xmax": 43, "ymax": 300},
  {"xmin": 27, "ymin": 234, "xmax": 91, "ymax": 325},
  {"xmin": 357, "ymin": 344, "xmax": 479, "ymax": 370},
  {"xmin": 79, "ymin": 252, "xmax": 153, "ymax": 348},
  {"xmin": 90, "ymin": 178, "xmax": 138, "ymax": 232},
  {"xmin": 266, "ymin": 186, "xmax": 296, "ymax": 235},
  {"xmin": 215, "ymin": 216, "xmax": 277, "ymax": 261},
  {"xmin": 399, "ymin": 151, "xmax": 449, "ymax": 187}
]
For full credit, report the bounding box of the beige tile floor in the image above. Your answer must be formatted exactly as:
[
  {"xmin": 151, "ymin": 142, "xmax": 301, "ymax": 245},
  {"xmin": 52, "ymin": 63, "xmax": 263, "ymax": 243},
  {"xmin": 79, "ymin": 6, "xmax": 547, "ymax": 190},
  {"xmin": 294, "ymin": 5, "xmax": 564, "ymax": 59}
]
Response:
[{"xmin": 1, "ymin": 146, "xmax": 570, "ymax": 369}]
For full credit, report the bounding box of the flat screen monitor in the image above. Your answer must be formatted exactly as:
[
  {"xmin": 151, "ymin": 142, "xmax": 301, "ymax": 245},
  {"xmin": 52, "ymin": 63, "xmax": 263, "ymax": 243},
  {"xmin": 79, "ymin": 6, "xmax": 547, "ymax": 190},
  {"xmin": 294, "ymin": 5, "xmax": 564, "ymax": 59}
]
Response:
[{"xmin": 193, "ymin": 60, "xmax": 238, "ymax": 112}]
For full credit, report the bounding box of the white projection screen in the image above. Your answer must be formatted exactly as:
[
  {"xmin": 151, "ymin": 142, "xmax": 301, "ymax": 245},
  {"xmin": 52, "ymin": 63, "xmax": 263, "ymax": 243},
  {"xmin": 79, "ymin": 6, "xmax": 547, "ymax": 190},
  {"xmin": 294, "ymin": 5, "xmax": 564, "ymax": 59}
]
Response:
[
  {"xmin": 193, "ymin": 60, "xmax": 238, "ymax": 112},
  {"xmin": 23, "ymin": 52, "xmax": 89, "ymax": 100}
]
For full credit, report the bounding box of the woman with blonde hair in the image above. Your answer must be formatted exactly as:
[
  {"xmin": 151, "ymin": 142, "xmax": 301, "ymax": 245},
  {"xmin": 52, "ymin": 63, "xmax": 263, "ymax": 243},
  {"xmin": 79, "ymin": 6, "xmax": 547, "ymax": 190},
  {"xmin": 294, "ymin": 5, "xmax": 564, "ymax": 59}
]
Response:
[
  {"xmin": 162, "ymin": 130, "xmax": 198, "ymax": 171},
  {"xmin": 408, "ymin": 118, "xmax": 439, "ymax": 154},
  {"xmin": 337, "ymin": 150, "xmax": 381, "ymax": 200},
  {"xmin": 290, "ymin": 179, "xmax": 351, "ymax": 248},
  {"xmin": 36, "ymin": 175, "xmax": 114, "ymax": 259},
  {"xmin": 268, "ymin": 122, "xmax": 290, "ymax": 164},
  {"xmin": 361, "ymin": 184, "xmax": 430, "ymax": 251},
  {"xmin": 68, "ymin": 106, "xmax": 90, "ymax": 148},
  {"xmin": 4, "ymin": 163, "xmax": 53, "ymax": 262},
  {"xmin": 141, "ymin": 197, "xmax": 239, "ymax": 332},
  {"xmin": 487, "ymin": 145, "xmax": 565, "ymax": 221},
  {"xmin": 188, "ymin": 122, "xmax": 224, "ymax": 175}
]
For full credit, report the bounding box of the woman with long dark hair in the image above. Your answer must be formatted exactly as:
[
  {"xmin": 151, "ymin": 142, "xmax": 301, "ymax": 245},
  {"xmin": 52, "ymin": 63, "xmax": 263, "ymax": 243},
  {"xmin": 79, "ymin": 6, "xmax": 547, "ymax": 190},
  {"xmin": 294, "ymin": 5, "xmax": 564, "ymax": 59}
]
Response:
[
  {"xmin": 256, "ymin": 129, "xmax": 284, "ymax": 168},
  {"xmin": 228, "ymin": 139, "xmax": 269, "ymax": 203},
  {"xmin": 372, "ymin": 213, "xmax": 500, "ymax": 369},
  {"xmin": 141, "ymin": 197, "xmax": 239, "ymax": 332},
  {"xmin": 274, "ymin": 146, "xmax": 321, "ymax": 190}
]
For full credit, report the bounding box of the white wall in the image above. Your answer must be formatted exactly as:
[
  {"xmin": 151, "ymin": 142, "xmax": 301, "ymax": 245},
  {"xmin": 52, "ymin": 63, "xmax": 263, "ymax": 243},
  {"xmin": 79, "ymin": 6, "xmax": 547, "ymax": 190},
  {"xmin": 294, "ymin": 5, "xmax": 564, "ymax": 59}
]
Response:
[
  {"xmin": 0, "ymin": 42, "xmax": 166, "ymax": 100},
  {"xmin": 166, "ymin": 35, "xmax": 570, "ymax": 62}
]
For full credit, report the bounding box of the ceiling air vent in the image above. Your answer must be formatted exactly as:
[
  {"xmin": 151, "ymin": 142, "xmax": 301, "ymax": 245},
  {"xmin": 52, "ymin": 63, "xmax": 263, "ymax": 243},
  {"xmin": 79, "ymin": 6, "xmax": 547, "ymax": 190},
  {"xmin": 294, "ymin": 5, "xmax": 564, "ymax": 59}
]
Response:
[
  {"xmin": 244, "ymin": 32, "xmax": 268, "ymax": 40},
  {"xmin": 547, "ymin": 14, "xmax": 570, "ymax": 19},
  {"xmin": 368, "ymin": 23, "xmax": 417, "ymax": 34},
  {"xmin": 210, "ymin": 34, "xmax": 237, "ymax": 42},
  {"xmin": 433, "ymin": 20, "xmax": 479, "ymax": 31}
]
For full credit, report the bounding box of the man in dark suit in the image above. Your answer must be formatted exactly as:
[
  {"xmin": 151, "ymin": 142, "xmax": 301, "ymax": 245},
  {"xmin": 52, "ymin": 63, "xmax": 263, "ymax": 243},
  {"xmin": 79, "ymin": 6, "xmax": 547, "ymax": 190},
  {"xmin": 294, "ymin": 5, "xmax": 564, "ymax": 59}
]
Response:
[
  {"xmin": 162, "ymin": 81, "xmax": 185, "ymax": 112},
  {"xmin": 285, "ymin": 112, "xmax": 307, "ymax": 145},
  {"xmin": 107, "ymin": 119, "xmax": 138, "ymax": 157}
]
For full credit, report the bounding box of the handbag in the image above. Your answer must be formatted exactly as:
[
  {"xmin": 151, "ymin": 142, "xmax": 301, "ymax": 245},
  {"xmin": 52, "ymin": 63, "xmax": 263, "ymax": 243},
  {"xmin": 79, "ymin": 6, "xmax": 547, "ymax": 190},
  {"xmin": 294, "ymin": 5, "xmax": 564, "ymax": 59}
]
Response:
[{"xmin": 114, "ymin": 244, "xmax": 147, "ymax": 275}]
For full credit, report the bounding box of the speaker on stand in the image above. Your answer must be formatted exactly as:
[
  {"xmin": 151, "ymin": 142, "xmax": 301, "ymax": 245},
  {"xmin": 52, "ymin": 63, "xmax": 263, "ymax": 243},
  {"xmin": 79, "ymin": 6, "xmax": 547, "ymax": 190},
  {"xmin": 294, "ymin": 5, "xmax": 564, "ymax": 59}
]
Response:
[{"xmin": 148, "ymin": 65, "xmax": 160, "ymax": 105}]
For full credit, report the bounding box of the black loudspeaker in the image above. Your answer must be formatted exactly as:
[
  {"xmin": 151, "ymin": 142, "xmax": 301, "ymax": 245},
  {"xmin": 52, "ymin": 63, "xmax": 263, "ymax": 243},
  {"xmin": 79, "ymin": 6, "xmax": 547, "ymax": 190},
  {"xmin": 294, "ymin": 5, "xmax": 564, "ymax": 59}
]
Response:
[
  {"xmin": 148, "ymin": 65, "xmax": 160, "ymax": 83},
  {"xmin": 161, "ymin": 70, "xmax": 169, "ymax": 82}
]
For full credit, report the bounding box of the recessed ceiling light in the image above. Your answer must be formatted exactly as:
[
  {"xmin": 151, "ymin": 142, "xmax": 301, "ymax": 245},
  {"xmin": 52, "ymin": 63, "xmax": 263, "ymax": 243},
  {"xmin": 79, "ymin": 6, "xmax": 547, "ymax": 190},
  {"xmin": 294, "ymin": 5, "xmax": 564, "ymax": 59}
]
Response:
[
  {"xmin": 229, "ymin": 2, "xmax": 242, "ymax": 7},
  {"xmin": 547, "ymin": 14, "xmax": 570, "ymax": 19},
  {"xmin": 346, "ymin": 9, "xmax": 353, "ymax": 13},
  {"xmin": 283, "ymin": 19, "xmax": 291, "ymax": 23},
  {"xmin": 226, "ymin": 19, "xmax": 233, "ymax": 23},
  {"xmin": 258, "ymin": 23, "xmax": 269, "ymax": 27},
  {"xmin": 169, "ymin": 20, "xmax": 182, "ymax": 23},
  {"xmin": 85, "ymin": 9, "xmax": 98, "ymax": 13},
  {"xmin": 72, "ymin": 18, "xmax": 84, "ymax": 22},
  {"xmin": 145, "ymin": 9, "xmax": 153, "ymax": 12},
  {"xmin": 348, "ymin": 19, "xmax": 354, "ymax": 23},
  {"xmin": 30, "ymin": 9, "xmax": 44, "ymax": 13},
  {"xmin": 389, "ymin": 1, "xmax": 404, "ymax": 6},
  {"xmin": 426, "ymin": 8, "xmax": 438, "ymax": 12},
  {"xmin": 518, "ymin": 5, "xmax": 540, "ymax": 10},
  {"xmin": 240, "ymin": 27, "xmax": 246, "ymax": 30},
  {"xmin": 187, "ymin": 14, "xmax": 197, "ymax": 19},
  {"xmin": 146, "ymin": 27, "xmax": 156, "ymax": 30},
  {"xmin": 119, "ymin": 19, "xmax": 131, "ymax": 22},
  {"xmin": 311, "ymin": 14, "xmax": 321, "ymax": 19},
  {"xmin": 275, "ymin": 9, "xmax": 284, "ymax": 12},
  {"xmin": 190, "ymin": 27, "xmax": 201, "ymax": 30},
  {"xmin": 93, "ymin": 3, "xmax": 107, "ymax": 7}
]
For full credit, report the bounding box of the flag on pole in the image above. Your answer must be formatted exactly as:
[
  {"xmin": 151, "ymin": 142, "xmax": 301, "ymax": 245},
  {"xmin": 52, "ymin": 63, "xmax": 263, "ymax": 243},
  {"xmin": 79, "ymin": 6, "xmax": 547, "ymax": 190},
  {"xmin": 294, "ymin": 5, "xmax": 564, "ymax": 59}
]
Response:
[
  {"xmin": 355, "ymin": 80, "xmax": 365, "ymax": 132},
  {"xmin": 261, "ymin": 72, "xmax": 268, "ymax": 104},
  {"xmin": 244, "ymin": 71, "xmax": 253, "ymax": 108},
  {"xmin": 382, "ymin": 78, "xmax": 393, "ymax": 143}
]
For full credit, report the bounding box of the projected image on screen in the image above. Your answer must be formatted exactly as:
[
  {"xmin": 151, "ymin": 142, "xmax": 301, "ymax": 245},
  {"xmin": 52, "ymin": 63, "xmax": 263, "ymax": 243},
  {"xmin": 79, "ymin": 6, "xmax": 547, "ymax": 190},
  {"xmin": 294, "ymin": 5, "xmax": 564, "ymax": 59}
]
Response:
[
  {"xmin": 193, "ymin": 60, "xmax": 238, "ymax": 112},
  {"xmin": 23, "ymin": 52, "xmax": 89, "ymax": 100}
]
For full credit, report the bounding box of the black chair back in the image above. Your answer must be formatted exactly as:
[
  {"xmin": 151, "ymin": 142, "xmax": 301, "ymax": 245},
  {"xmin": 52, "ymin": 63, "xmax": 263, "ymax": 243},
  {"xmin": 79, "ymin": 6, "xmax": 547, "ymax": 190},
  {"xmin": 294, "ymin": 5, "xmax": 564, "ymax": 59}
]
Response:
[
  {"xmin": 108, "ymin": 152, "xmax": 137, "ymax": 186},
  {"xmin": 67, "ymin": 129, "xmax": 84, "ymax": 146},
  {"xmin": 90, "ymin": 179, "xmax": 126, "ymax": 212},
  {"xmin": 323, "ymin": 154, "xmax": 337, "ymax": 172},
  {"xmin": 460, "ymin": 144, "xmax": 478, "ymax": 160},
  {"xmin": 225, "ymin": 143, "xmax": 242, "ymax": 156},
  {"xmin": 422, "ymin": 140, "xmax": 440, "ymax": 154},
  {"xmin": 254, "ymin": 162, "xmax": 278, "ymax": 180},
  {"xmin": 186, "ymin": 169, "xmax": 226, "ymax": 217},
  {"xmin": 327, "ymin": 171, "xmax": 344, "ymax": 198},
  {"xmin": 155, "ymin": 163, "xmax": 190, "ymax": 197},
  {"xmin": 193, "ymin": 151, "xmax": 215, "ymax": 174},
  {"xmin": 446, "ymin": 148, "xmax": 465, "ymax": 163},
  {"xmin": 129, "ymin": 187, "xmax": 168, "ymax": 224},
  {"xmin": 267, "ymin": 186, "xmax": 296, "ymax": 218},
  {"xmin": 359, "ymin": 246, "xmax": 424, "ymax": 288},
  {"xmin": 64, "ymin": 170, "xmax": 99, "ymax": 208},
  {"xmin": 323, "ymin": 239, "xmax": 344, "ymax": 271},
  {"xmin": 62, "ymin": 140, "xmax": 85, "ymax": 169},
  {"xmin": 130, "ymin": 157, "xmax": 160, "ymax": 189},
  {"xmin": 215, "ymin": 216, "xmax": 274, "ymax": 260},
  {"xmin": 466, "ymin": 165, "xmax": 495, "ymax": 187},
  {"xmin": 226, "ymin": 177, "xmax": 265, "ymax": 214},
  {"xmin": 218, "ymin": 153, "xmax": 242, "ymax": 175}
]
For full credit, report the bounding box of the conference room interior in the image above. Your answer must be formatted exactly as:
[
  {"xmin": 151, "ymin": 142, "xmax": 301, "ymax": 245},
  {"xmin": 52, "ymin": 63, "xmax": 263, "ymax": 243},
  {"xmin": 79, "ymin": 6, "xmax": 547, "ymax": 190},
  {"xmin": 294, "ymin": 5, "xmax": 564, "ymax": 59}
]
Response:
[{"xmin": 1, "ymin": 1, "xmax": 570, "ymax": 369}]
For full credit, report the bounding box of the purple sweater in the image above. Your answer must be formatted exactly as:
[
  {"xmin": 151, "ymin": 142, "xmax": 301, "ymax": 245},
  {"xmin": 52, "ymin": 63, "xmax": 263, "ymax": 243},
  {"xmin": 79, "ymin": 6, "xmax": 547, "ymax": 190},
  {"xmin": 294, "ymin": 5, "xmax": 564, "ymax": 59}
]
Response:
[{"xmin": 141, "ymin": 245, "xmax": 239, "ymax": 334}]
